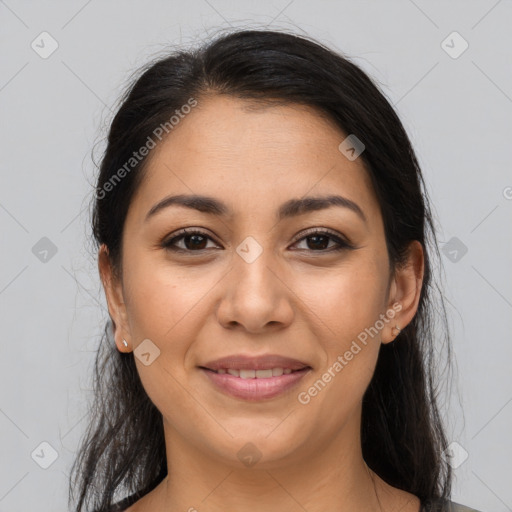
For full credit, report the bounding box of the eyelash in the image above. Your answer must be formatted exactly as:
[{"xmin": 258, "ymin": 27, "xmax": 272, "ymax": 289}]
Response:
[{"xmin": 161, "ymin": 227, "xmax": 354, "ymax": 254}]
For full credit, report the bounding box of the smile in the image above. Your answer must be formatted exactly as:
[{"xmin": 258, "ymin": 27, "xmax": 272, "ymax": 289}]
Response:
[
  {"xmin": 210, "ymin": 368, "xmax": 297, "ymax": 378},
  {"xmin": 199, "ymin": 367, "xmax": 311, "ymax": 400}
]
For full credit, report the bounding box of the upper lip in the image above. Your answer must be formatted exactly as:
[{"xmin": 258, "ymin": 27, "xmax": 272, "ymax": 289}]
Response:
[{"xmin": 200, "ymin": 354, "xmax": 311, "ymax": 371}]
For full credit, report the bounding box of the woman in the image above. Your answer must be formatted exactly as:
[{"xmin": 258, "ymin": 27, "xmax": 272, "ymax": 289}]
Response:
[{"xmin": 69, "ymin": 29, "xmax": 482, "ymax": 512}]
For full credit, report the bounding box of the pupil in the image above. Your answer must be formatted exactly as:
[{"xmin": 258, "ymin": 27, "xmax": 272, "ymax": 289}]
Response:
[
  {"xmin": 308, "ymin": 235, "xmax": 329, "ymax": 250},
  {"xmin": 185, "ymin": 234, "xmax": 207, "ymax": 250}
]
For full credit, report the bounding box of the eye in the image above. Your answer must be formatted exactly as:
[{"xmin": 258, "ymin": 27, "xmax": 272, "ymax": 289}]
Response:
[
  {"xmin": 290, "ymin": 228, "xmax": 353, "ymax": 252},
  {"xmin": 161, "ymin": 228, "xmax": 219, "ymax": 253},
  {"xmin": 162, "ymin": 227, "xmax": 353, "ymax": 254}
]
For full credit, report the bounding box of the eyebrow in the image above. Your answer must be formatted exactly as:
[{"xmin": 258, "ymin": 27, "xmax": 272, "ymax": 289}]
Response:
[{"xmin": 145, "ymin": 193, "xmax": 367, "ymax": 223}]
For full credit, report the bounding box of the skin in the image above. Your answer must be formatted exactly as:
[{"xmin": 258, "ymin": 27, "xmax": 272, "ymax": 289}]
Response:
[{"xmin": 99, "ymin": 95, "xmax": 424, "ymax": 512}]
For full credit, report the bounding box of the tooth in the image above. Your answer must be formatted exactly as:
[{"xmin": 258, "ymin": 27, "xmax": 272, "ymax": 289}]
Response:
[
  {"xmin": 272, "ymin": 368, "xmax": 284, "ymax": 377},
  {"xmin": 217, "ymin": 368, "xmax": 226, "ymax": 374},
  {"xmin": 227, "ymin": 369, "xmax": 240, "ymax": 377},
  {"xmin": 283, "ymin": 369, "xmax": 292, "ymax": 374},
  {"xmin": 255, "ymin": 369, "xmax": 273, "ymax": 378},
  {"xmin": 240, "ymin": 369, "xmax": 256, "ymax": 379}
]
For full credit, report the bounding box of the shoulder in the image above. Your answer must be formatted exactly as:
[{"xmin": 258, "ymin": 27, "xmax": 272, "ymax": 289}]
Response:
[{"xmin": 447, "ymin": 501, "xmax": 484, "ymax": 512}]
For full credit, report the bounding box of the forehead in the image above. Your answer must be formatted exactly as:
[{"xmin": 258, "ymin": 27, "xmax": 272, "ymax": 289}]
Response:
[{"xmin": 129, "ymin": 95, "xmax": 380, "ymax": 224}]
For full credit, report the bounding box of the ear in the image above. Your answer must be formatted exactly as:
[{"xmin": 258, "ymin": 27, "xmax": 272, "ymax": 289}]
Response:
[
  {"xmin": 98, "ymin": 244, "xmax": 132, "ymax": 353},
  {"xmin": 382, "ymin": 240, "xmax": 424, "ymax": 344}
]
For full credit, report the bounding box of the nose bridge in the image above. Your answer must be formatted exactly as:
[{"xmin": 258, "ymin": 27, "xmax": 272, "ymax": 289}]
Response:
[
  {"xmin": 232, "ymin": 233, "xmax": 277, "ymax": 297},
  {"xmin": 218, "ymin": 231, "xmax": 293, "ymax": 331}
]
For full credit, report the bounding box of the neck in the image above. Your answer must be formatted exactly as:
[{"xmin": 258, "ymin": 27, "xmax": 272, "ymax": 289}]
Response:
[{"xmin": 149, "ymin": 409, "xmax": 397, "ymax": 512}]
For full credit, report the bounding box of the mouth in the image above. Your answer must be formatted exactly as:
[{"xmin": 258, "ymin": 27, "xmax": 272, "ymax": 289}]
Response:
[
  {"xmin": 199, "ymin": 367, "xmax": 308, "ymax": 378},
  {"xmin": 198, "ymin": 354, "xmax": 312, "ymax": 401}
]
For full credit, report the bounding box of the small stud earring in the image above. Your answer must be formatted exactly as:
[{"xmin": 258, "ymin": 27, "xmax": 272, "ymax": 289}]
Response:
[
  {"xmin": 122, "ymin": 339, "xmax": 128, "ymax": 347},
  {"xmin": 393, "ymin": 326, "xmax": 401, "ymax": 337}
]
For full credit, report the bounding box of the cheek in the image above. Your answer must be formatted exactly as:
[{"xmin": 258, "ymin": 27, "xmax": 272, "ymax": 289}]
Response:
[
  {"xmin": 295, "ymin": 255, "xmax": 389, "ymax": 350},
  {"xmin": 122, "ymin": 257, "xmax": 210, "ymax": 423},
  {"xmin": 122, "ymin": 252, "xmax": 218, "ymax": 344},
  {"xmin": 291, "ymin": 254, "xmax": 387, "ymax": 410},
  {"xmin": 294, "ymin": 267, "xmax": 385, "ymax": 431}
]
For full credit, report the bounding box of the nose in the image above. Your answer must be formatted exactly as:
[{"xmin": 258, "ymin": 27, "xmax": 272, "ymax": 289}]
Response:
[{"xmin": 216, "ymin": 240, "xmax": 294, "ymax": 334}]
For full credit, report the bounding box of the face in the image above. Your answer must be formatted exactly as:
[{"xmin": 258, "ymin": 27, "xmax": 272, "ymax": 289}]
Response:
[{"xmin": 100, "ymin": 95, "xmax": 423, "ymax": 469}]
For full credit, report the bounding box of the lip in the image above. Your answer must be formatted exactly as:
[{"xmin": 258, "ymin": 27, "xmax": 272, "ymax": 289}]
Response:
[
  {"xmin": 200, "ymin": 367, "xmax": 311, "ymax": 401},
  {"xmin": 198, "ymin": 354, "xmax": 312, "ymax": 401},
  {"xmin": 200, "ymin": 354, "xmax": 311, "ymax": 371}
]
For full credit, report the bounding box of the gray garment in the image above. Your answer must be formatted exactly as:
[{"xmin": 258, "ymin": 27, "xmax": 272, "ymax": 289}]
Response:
[
  {"xmin": 423, "ymin": 498, "xmax": 483, "ymax": 512},
  {"xmin": 448, "ymin": 502, "xmax": 482, "ymax": 512}
]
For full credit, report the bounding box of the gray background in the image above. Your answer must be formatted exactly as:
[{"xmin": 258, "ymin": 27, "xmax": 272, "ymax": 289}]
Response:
[{"xmin": 1, "ymin": 1, "xmax": 511, "ymax": 511}]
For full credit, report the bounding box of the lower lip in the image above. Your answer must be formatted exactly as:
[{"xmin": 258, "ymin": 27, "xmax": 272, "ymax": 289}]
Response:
[{"xmin": 200, "ymin": 368, "xmax": 311, "ymax": 401}]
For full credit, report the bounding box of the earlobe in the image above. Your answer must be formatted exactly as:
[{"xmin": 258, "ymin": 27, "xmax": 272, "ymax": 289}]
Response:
[
  {"xmin": 390, "ymin": 325, "xmax": 402, "ymax": 338},
  {"xmin": 98, "ymin": 244, "xmax": 132, "ymax": 352},
  {"xmin": 383, "ymin": 240, "xmax": 424, "ymax": 344}
]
